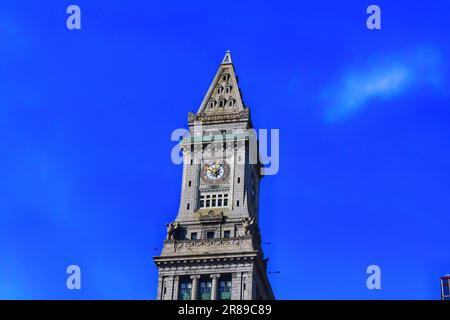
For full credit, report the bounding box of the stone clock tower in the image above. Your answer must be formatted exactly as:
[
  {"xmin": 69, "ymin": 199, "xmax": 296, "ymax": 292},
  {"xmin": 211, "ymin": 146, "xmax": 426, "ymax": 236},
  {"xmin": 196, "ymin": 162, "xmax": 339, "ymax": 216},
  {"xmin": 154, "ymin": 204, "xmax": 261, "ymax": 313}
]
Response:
[{"xmin": 153, "ymin": 51, "xmax": 274, "ymax": 300}]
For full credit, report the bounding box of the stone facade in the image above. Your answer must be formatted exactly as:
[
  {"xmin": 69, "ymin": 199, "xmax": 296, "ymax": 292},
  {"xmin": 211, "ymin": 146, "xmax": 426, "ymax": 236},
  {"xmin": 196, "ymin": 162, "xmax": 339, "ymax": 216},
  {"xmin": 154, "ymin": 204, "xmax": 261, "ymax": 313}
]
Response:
[{"xmin": 153, "ymin": 51, "xmax": 274, "ymax": 300}]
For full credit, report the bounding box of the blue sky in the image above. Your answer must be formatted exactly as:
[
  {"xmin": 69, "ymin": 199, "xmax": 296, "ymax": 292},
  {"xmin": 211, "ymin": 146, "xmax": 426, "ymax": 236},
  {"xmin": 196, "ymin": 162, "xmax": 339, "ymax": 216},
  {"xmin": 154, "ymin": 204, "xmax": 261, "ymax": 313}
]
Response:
[{"xmin": 1, "ymin": 0, "xmax": 449, "ymax": 299}]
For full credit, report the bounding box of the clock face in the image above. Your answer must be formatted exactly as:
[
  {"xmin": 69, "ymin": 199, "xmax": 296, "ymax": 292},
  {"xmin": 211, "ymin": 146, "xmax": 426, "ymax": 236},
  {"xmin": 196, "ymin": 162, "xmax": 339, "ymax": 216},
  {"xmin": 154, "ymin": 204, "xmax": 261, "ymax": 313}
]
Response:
[
  {"xmin": 201, "ymin": 160, "xmax": 230, "ymax": 184},
  {"xmin": 206, "ymin": 162, "xmax": 224, "ymax": 180}
]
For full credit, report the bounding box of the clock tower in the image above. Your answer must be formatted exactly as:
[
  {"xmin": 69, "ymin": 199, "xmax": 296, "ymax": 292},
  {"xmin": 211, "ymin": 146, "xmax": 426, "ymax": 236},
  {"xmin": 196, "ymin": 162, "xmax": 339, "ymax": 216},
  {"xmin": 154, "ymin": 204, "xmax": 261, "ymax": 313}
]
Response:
[{"xmin": 153, "ymin": 51, "xmax": 274, "ymax": 300}]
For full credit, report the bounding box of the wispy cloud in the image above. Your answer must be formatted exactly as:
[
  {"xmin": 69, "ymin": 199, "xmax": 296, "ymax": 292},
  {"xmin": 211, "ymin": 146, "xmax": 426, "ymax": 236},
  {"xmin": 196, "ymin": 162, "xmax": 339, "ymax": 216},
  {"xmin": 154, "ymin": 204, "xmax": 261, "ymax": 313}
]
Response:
[{"xmin": 323, "ymin": 47, "xmax": 446, "ymax": 122}]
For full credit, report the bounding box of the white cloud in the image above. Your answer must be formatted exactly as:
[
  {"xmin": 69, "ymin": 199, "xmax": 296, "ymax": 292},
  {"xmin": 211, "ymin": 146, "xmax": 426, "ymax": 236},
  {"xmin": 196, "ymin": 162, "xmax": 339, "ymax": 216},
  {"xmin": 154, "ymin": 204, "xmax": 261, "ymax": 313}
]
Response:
[{"xmin": 324, "ymin": 47, "xmax": 446, "ymax": 122}]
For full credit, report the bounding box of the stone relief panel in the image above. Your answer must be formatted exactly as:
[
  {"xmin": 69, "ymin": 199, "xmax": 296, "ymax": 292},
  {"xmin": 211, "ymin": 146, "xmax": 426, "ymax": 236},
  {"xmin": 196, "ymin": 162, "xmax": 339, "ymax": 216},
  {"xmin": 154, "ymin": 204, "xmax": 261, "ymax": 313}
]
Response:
[{"xmin": 161, "ymin": 237, "xmax": 254, "ymax": 256}]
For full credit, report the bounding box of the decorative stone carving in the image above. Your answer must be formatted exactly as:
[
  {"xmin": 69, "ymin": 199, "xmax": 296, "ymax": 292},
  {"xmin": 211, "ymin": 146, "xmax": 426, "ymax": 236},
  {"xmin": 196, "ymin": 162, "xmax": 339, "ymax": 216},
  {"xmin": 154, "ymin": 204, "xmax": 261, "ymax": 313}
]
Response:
[
  {"xmin": 196, "ymin": 209, "xmax": 224, "ymax": 223},
  {"xmin": 171, "ymin": 237, "xmax": 247, "ymax": 254},
  {"xmin": 241, "ymin": 217, "xmax": 255, "ymax": 236},
  {"xmin": 166, "ymin": 221, "xmax": 180, "ymax": 240},
  {"xmin": 188, "ymin": 109, "xmax": 250, "ymax": 124}
]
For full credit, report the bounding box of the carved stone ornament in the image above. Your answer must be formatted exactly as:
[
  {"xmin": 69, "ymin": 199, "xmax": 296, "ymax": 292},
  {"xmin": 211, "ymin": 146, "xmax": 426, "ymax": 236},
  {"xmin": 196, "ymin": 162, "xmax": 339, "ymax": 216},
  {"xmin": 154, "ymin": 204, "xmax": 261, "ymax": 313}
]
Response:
[
  {"xmin": 173, "ymin": 237, "xmax": 245, "ymax": 253},
  {"xmin": 166, "ymin": 221, "xmax": 180, "ymax": 240},
  {"xmin": 188, "ymin": 109, "xmax": 249, "ymax": 124},
  {"xmin": 241, "ymin": 217, "xmax": 255, "ymax": 236}
]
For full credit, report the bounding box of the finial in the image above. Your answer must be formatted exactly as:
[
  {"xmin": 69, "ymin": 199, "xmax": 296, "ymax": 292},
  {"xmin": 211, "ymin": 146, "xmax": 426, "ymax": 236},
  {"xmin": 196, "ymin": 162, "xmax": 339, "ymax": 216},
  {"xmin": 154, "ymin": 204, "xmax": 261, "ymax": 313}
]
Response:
[{"xmin": 222, "ymin": 50, "xmax": 232, "ymax": 64}]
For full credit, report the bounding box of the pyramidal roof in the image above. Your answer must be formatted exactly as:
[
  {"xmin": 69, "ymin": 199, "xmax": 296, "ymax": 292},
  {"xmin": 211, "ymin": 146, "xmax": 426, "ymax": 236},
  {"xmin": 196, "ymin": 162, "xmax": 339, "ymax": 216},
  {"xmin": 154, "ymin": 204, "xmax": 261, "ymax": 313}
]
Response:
[{"xmin": 196, "ymin": 51, "xmax": 246, "ymax": 116}]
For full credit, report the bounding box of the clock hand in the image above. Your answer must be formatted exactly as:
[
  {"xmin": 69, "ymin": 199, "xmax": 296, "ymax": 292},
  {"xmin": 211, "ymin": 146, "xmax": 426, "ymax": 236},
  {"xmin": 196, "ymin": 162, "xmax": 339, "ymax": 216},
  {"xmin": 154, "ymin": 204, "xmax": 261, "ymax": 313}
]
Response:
[{"xmin": 207, "ymin": 166, "xmax": 219, "ymax": 177}]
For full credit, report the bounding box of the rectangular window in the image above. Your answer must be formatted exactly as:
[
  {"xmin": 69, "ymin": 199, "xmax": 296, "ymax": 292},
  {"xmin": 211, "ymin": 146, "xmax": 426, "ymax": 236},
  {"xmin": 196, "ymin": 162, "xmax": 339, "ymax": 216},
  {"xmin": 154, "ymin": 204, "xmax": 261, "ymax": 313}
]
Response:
[
  {"xmin": 199, "ymin": 280, "xmax": 212, "ymax": 300},
  {"xmin": 219, "ymin": 276, "xmax": 232, "ymax": 300},
  {"xmin": 199, "ymin": 193, "xmax": 229, "ymax": 208},
  {"xmin": 188, "ymin": 180, "xmax": 191, "ymax": 187},
  {"xmin": 236, "ymin": 200, "xmax": 240, "ymax": 207},
  {"xmin": 191, "ymin": 232, "xmax": 197, "ymax": 240},
  {"xmin": 237, "ymin": 177, "xmax": 240, "ymax": 183},
  {"xmin": 179, "ymin": 281, "xmax": 192, "ymax": 300},
  {"xmin": 206, "ymin": 231, "xmax": 215, "ymax": 239},
  {"xmin": 224, "ymin": 230, "xmax": 231, "ymax": 238},
  {"xmin": 187, "ymin": 203, "xmax": 190, "ymax": 210}
]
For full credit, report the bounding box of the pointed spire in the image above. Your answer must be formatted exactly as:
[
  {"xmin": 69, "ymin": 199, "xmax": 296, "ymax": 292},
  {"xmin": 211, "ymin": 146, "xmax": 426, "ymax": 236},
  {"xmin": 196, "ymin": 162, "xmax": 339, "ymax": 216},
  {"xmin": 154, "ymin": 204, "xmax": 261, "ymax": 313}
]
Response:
[
  {"xmin": 222, "ymin": 50, "xmax": 232, "ymax": 64},
  {"xmin": 195, "ymin": 51, "xmax": 247, "ymax": 117}
]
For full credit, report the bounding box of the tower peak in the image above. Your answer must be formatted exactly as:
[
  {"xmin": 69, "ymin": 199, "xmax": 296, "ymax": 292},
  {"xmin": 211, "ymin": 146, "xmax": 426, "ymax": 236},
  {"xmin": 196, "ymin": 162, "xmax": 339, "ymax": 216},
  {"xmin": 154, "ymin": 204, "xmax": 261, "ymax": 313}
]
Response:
[
  {"xmin": 194, "ymin": 50, "xmax": 246, "ymax": 117},
  {"xmin": 221, "ymin": 50, "xmax": 232, "ymax": 64}
]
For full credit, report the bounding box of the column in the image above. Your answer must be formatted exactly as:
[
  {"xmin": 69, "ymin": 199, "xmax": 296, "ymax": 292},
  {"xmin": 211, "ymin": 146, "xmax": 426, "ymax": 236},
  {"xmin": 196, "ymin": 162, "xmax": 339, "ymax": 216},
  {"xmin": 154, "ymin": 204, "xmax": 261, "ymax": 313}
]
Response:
[
  {"xmin": 231, "ymin": 272, "xmax": 242, "ymax": 300},
  {"xmin": 190, "ymin": 275, "xmax": 200, "ymax": 300},
  {"xmin": 210, "ymin": 274, "xmax": 221, "ymax": 300},
  {"xmin": 157, "ymin": 276, "xmax": 164, "ymax": 300},
  {"xmin": 164, "ymin": 276, "xmax": 175, "ymax": 301},
  {"xmin": 173, "ymin": 276, "xmax": 179, "ymax": 300},
  {"xmin": 243, "ymin": 272, "xmax": 254, "ymax": 300}
]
